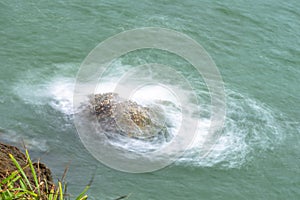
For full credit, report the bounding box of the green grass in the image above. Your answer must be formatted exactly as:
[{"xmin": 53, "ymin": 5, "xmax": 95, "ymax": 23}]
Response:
[{"xmin": 0, "ymin": 149, "xmax": 89, "ymax": 200}]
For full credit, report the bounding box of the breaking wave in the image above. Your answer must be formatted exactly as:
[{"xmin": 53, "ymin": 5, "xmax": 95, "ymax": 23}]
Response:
[{"xmin": 13, "ymin": 63, "xmax": 284, "ymax": 168}]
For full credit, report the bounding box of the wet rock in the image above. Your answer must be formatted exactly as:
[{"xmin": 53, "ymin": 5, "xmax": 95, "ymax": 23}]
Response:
[{"xmin": 87, "ymin": 93, "xmax": 170, "ymax": 140}]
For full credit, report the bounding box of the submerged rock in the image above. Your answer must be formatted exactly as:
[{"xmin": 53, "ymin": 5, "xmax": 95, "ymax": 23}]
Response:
[{"xmin": 87, "ymin": 93, "xmax": 170, "ymax": 140}]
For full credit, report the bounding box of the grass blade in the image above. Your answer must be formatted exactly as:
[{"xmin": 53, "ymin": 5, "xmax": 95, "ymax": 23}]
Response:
[
  {"xmin": 19, "ymin": 179, "xmax": 27, "ymax": 190},
  {"xmin": 11, "ymin": 187, "xmax": 38, "ymax": 197},
  {"xmin": 6, "ymin": 175, "xmax": 21, "ymax": 188},
  {"xmin": 48, "ymin": 186, "xmax": 55, "ymax": 200},
  {"xmin": 9, "ymin": 153, "xmax": 33, "ymax": 191},
  {"xmin": 53, "ymin": 184, "xmax": 60, "ymax": 200},
  {"xmin": 79, "ymin": 194, "xmax": 88, "ymax": 200},
  {"xmin": 0, "ymin": 170, "xmax": 19, "ymax": 187},
  {"xmin": 75, "ymin": 185, "xmax": 90, "ymax": 200},
  {"xmin": 44, "ymin": 177, "xmax": 49, "ymax": 194},
  {"xmin": 25, "ymin": 149, "xmax": 40, "ymax": 195},
  {"xmin": 58, "ymin": 181, "xmax": 63, "ymax": 200}
]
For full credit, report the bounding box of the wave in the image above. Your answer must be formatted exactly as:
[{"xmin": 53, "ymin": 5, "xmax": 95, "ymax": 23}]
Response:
[{"xmin": 13, "ymin": 63, "xmax": 285, "ymax": 169}]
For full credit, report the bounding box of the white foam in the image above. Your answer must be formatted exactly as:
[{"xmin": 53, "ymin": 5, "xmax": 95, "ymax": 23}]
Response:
[
  {"xmin": 13, "ymin": 62, "xmax": 285, "ymax": 169},
  {"xmin": 130, "ymin": 84, "xmax": 180, "ymax": 106},
  {"xmin": 14, "ymin": 77, "xmax": 76, "ymax": 115},
  {"xmin": 175, "ymin": 89, "xmax": 284, "ymax": 168},
  {"xmin": 48, "ymin": 78, "xmax": 75, "ymax": 115}
]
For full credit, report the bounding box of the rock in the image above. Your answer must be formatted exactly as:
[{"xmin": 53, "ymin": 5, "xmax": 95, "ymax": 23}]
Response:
[
  {"xmin": 0, "ymin": 142, "xmax": 53, "ymax": 190},
  {"xmin": 87, "ymin": 93, "xmax": 170, "ymax": 140}
]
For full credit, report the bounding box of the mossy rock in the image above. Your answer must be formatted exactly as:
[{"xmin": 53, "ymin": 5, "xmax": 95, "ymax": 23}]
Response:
[{"xmin": 88, "ymin": 93, "xmax": 170, "ymax": 140}]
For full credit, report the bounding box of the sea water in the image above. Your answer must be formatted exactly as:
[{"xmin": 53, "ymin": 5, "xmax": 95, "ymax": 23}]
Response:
[{"xmin": 0, "ymin": 0, "xmax": 299, "ymax": 199}]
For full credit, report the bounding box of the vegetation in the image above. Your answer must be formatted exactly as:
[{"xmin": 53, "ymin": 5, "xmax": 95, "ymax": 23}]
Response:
[{"xmin": 0, "ymin": 149, "xmax": 89, "ymax": 200}]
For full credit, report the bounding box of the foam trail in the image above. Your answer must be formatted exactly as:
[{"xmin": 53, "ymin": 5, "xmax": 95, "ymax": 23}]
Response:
[{"xmin": 176, "ymin": 90, "xmax": 284, "ymax": 168}]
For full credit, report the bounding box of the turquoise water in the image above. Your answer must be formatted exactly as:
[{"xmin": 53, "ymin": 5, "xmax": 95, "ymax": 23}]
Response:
[{"xmin": 1, "ymin": 0, "xmax": 300, "ymax": 199}]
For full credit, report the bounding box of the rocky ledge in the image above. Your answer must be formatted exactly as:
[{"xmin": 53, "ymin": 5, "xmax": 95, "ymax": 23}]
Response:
[
  {"xmin": 87, "ymin": 93, "xmax": 170, "ymax": 141},
  {"xmin": 0, "ymin": 142, "xmax": 53, "ymax": 190}
]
